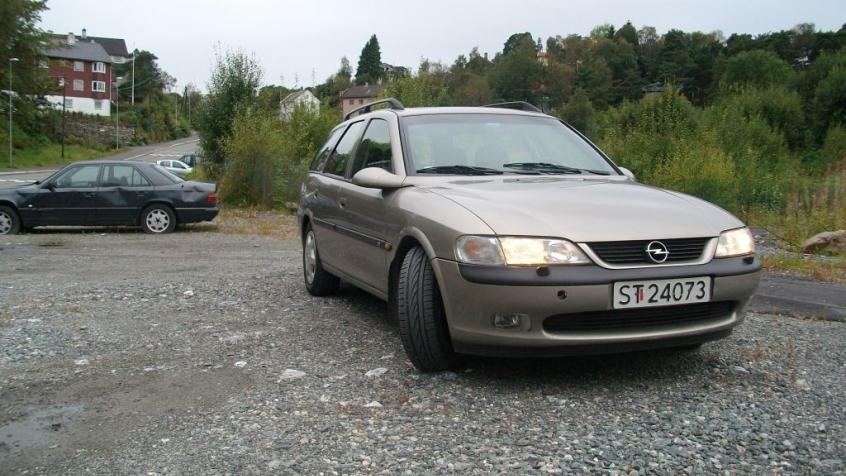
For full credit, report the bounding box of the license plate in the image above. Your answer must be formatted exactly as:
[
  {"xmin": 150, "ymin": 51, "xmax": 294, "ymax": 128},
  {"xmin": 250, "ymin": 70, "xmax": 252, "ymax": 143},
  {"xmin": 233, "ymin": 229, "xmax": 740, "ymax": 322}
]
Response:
[{"xmin": 613, "ymin": 277, "xmax": 711, "ymax": 309}]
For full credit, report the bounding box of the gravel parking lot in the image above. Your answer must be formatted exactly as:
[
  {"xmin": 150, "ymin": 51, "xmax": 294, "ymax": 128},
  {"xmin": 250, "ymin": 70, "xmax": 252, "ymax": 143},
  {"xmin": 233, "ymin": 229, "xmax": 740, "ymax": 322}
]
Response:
[{"xmin": 1, "ymin": 227, "xmax": 844, "ymax": 474}]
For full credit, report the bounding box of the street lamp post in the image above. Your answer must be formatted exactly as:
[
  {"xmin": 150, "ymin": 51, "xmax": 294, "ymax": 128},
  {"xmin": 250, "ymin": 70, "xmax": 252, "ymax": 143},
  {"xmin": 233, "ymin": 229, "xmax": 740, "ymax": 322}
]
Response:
[
  {"xmin": 114, "ymin": 76, "xmax": 123, "ymax": 150},
  {"xmin": 58, "ymin": 77, "xmax": 66, "ymax": 158},
  {"xmin": 8, "ymin": 57, "xmax": 19, "ymax": 167}
]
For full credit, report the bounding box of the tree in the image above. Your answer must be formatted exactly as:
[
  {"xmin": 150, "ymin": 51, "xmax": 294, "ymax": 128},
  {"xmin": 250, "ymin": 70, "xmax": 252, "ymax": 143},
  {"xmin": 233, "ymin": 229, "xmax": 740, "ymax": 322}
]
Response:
[
  {"xmin": 614, "ymin": 21, "xmax": 638, "ymax": 46},
  {"xmin": 490, "ymin": 39, "xmax": 543, "ymax": 102},
  {"xmin": 558, "ymin": 88, "xmax": 595, "ymax": 137},
  {"xmin": 197, "ymin": 47, "xmax": 263, "ymax": 174},
  {"xmin": 355, "ymin": 35, "xmax": 382, "ymax": 85},
  {"xmin": 719, "ymin": 50, "xmax": 793, "ymax": 90},
  {"xmin": 503, "ymin": 32, "xmax": 535, "ymax": 55}
]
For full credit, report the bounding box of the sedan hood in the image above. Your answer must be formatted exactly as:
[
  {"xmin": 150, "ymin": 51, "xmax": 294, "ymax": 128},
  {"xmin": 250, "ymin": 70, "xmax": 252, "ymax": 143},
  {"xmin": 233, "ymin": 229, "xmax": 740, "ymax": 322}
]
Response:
[{"xmin": 421, "ymin": 177, "xmax": 743, "ymax": 242}]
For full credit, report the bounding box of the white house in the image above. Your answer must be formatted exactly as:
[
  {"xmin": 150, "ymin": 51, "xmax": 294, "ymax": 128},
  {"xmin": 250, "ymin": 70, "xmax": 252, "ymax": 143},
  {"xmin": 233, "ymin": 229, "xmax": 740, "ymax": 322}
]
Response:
[{"xmin": 279, "ymin": 89, "xmax": 320, "ymax": 120}]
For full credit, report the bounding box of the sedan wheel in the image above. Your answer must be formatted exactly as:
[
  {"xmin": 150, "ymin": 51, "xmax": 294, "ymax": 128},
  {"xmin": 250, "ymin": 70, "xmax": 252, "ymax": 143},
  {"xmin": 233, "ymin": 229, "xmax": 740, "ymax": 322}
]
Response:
[
  {"xmin": 0, "ymin": 206, "xmax": 21, "ymax": 235},
  {"xmin": 141, "ymin": 205, "xmax": 176, "ymax": 234},
  {"xmin": 302, "ymin": 224, "xmax": 340, "ymax": 296}
]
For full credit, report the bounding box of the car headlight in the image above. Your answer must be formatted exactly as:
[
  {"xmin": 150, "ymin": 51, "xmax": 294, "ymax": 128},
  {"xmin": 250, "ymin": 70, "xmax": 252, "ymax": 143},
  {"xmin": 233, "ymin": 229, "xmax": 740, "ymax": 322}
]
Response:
[
  {"xmin": 715, "ymin": 227, "xmax": 755, "ymax": 258},
  {"xmin": 455, "ymin": 236, "xmax": 590, "ymax": 266}
]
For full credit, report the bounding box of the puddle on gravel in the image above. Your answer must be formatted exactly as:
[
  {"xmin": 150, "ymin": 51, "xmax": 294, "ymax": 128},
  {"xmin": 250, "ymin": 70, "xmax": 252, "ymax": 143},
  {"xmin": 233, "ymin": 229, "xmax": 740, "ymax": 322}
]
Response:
[{"xmin": 0, "ymin": 404, "xmax": 84, "ymax": 454}]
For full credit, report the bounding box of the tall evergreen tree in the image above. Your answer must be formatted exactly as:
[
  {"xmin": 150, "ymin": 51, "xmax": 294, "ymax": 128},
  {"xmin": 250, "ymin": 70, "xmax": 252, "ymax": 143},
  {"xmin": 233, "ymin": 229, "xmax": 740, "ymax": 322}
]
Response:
[{"xmin": 355, "ymin": 35, "xmax": 383, "ymax": 85}]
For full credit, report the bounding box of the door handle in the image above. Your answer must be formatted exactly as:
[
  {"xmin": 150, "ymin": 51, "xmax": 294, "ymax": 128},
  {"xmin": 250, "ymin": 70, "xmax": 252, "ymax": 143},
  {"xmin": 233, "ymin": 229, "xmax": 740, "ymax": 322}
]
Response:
[
  {"xmin": 83, "ymin": 192, "xmax": 97, "ymax": 198},
  {"xmin": 338, "ymin": 197, "xmax": 347, "ymax": 208}
]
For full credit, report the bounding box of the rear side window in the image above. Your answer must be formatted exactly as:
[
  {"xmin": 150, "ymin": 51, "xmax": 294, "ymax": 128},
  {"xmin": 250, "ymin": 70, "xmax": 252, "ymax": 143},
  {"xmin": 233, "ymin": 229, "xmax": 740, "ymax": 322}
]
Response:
[
  {"xmin": 323, "ymin": 121, "xmax": 364, "ymax": 177},
  {"xmin": 310, "ymin": 128, "xmax": 344, "ymax": 172},
  {"xmin": 351, "ymin": 119, "xmax": 393, "ymax": 174},
  {"xmin": 102, "ymin": 165, "xmax": 151, "ymax": 187}
]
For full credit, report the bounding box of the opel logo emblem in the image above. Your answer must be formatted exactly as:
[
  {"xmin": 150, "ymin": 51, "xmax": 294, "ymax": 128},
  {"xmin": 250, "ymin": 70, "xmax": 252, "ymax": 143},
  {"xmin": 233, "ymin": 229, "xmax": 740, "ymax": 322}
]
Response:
[{"xmin": 645, "ymin": 241, "xmax": 670, "ymax": 263}]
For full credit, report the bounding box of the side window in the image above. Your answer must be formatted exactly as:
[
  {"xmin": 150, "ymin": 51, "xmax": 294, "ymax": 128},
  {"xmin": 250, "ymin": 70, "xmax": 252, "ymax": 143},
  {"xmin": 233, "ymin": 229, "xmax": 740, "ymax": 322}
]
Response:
[
  {"xmin": 54, "ymin": 165, "xmax": 100, "ymax": 188},
  {"xmin": 351, "ymin": 119, "xmax": 393, "ymax": 175},
  {"xmin": 310, "ymin": 128, "xmax": 344, "ymax": 171},
  {"xmin": 323, "ymin": 121, "xmax": 364, "ymax": 177},
  {"xmin": 102, "ymin": 165, "xmax": 150, "ymax": 187}
]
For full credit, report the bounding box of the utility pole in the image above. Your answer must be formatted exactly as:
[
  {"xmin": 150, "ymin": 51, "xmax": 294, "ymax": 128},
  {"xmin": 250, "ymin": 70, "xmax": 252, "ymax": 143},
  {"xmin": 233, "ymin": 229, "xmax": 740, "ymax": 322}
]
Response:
[
  {"xmin": 114, "ymin": 76, "xmax": 123, "ymax": 150},
  {"xmin": 131, "ymin": 50, "xmax": 135, "ymax": 105},
  {"xmin": 8, "ymin": 57, "xmax": 19, "ymax": 167},
  {"xmin": 58, "ymin": 77, "xmax": 66, "ymax": 158}
]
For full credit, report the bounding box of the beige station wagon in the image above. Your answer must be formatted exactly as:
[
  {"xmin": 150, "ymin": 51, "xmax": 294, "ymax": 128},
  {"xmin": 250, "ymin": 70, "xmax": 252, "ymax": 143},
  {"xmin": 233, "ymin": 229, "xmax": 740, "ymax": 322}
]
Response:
[{"xmin": 298, "ymin": 99, "xmax": 761, "ymax": 372}]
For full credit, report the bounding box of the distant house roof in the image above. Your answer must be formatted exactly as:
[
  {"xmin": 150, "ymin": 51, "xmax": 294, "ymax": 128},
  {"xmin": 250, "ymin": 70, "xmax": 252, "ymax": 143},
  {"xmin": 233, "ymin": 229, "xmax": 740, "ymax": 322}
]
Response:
[
  {"xmin": 49, "ymin": 33, "xmax": 129, "ymax": 58},
  {"xmin": 642, "ymin": 82, "xmax": 665, "ymax": 94},
  {"xmin": 280, "ymin": 89, "xmax": 315, "ymax": 105},
  {"xmin": 341, "ymin": 84, "xmax": 385, "ymax": 99},
  {"xmin": 43, "ymin": 39, "xmax": 112, "ymax": 63}
]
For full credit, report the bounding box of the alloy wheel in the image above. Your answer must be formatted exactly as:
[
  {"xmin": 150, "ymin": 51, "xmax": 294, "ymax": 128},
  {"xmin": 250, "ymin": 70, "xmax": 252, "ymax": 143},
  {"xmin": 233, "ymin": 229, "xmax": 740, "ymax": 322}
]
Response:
[
  {"xmin": 146, "ymin": 209, "xmax": 170, "ymax": 233},
  {"xmin": 304, "ymin": 230, "xmax": 317, "ymax": 284},
  {"xmin": 0, "ymin": 211, "xmax": 12, "ymax": 235}
]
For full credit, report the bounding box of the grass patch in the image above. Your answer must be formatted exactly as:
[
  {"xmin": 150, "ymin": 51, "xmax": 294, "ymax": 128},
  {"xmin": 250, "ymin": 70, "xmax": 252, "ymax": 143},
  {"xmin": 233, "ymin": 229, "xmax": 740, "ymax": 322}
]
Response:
[
  {"xmin": 762, "ymin": 254, "xmax": 846, "ymax": 284},
  {"xmin": 3, "ymin": 143, "xmax": 124, "ymax": 170},
  {"xmin": 186, "ymin": 207, "xmax": 299, "ymax": 238}
]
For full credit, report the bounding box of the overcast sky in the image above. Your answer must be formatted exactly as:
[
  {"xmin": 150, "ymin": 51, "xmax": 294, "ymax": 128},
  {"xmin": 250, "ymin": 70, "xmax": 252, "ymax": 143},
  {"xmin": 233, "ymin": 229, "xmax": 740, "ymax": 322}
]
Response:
[{"xmin": 41, "ymin": 0, "xmax": 846, "ymax": 92}]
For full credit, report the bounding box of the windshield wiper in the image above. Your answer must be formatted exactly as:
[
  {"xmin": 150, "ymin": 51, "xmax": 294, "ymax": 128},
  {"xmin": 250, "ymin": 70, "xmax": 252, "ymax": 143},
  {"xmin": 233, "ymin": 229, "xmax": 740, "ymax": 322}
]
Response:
[
  {"xmin": 502, "ymin": 162, "xmax": 611, "ymax": 175},
  {"xmin": 416, "ymin": 165, "xmax": 504, "ymax": 175}
]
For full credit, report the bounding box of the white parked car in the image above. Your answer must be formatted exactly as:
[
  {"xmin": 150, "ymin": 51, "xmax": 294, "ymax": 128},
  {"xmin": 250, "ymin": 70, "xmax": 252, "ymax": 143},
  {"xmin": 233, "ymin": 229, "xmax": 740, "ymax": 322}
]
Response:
[{"xmin": 156, "ymin": 159, "xmax": 193, "ymax": 178}]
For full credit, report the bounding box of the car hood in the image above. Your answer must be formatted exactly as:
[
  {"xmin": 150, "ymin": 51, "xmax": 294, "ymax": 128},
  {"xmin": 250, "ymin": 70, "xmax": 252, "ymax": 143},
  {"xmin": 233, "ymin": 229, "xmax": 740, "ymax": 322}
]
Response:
[{"xmin": 418, "ymin": 177, "xmax": 743, "ymax": 242}]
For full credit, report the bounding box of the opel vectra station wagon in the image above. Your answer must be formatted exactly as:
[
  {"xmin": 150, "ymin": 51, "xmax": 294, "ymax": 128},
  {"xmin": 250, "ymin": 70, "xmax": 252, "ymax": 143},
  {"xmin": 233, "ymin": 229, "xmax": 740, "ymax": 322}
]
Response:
[{"xmin": 298, "ymin": 99, "xmax": 761, "ymax": 371}]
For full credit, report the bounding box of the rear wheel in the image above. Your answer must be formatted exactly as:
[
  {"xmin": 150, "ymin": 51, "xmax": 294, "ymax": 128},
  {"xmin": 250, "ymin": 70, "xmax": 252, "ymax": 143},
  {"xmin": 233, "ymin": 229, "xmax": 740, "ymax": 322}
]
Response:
[
  {"xmin": 141, "ymin": 204, "xmax": 176, "ymax": 234},
  {"xmin": 0, "ymin": 205, "xmax": 20, "ymax": 235},
  {"xmin": 303, "ymin": 224, "xmax": 340, "ymax": 296},
  {"xmin": 397, "ymin": 246, "xmax": 461, "ymax": 372}
]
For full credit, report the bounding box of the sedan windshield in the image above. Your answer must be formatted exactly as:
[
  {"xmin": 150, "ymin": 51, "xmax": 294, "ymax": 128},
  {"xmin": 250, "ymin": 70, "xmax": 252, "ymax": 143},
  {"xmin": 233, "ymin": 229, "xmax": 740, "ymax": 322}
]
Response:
[{"xmin": 402, "ymin": 114, "xmax": 618, "ymax": 176}]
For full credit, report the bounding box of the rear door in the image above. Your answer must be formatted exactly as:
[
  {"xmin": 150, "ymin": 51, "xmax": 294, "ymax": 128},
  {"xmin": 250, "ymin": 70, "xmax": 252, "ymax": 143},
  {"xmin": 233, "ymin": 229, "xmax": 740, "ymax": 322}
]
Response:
[
  {"xmin": 309, "ymin": 121, "xmax": 365, "ymax": 271},
  {"xmin": 33, "ymin": 164, "xmax": 102, "ymax": 225},
  {"xmin": 98, "ymin": 165, "xmax": 155, "ymax": 224},
  {"xmin": 334, "ymin": 118, "xmax": 395, "ymax": 292}
]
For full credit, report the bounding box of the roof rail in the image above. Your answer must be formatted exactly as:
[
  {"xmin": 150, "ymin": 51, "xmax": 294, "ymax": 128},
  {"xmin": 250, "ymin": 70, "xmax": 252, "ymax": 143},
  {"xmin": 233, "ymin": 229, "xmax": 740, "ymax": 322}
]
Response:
[
  {"xmin": 481, "ymin": 101, "xmax": 543, "ymax": 113},
  {"xmin": 344, "ymin": 98, "xmax": 405, "ymax": 120}
]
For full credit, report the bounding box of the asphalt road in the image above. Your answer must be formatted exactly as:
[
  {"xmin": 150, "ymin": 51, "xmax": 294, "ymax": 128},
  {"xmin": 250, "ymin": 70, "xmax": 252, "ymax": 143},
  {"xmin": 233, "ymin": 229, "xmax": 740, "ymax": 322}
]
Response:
[
  {"xmin": 0, "ymin": 230, "xmax": 844, "ymax": 474},
  {"xmin": 0, "ymin": 135, "xmax": 200, "ymax": 190}
]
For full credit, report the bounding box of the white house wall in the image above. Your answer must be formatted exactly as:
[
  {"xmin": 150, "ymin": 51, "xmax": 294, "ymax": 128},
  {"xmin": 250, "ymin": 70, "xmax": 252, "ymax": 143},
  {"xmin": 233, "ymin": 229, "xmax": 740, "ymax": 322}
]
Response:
[{"xmin": 45, "ymin": 95, "xmax": 111, "ymax": 117}]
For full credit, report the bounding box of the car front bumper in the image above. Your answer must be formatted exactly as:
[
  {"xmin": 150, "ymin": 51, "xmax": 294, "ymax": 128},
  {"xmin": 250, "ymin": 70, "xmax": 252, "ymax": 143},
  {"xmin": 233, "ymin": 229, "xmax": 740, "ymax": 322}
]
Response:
[
  {"xmin": 431, "ymin": 256, "xmax": 761, "ymax": 357},
  {"xmin": 176, "ymin": 207, "xmax": 219, "ymax": 223}
]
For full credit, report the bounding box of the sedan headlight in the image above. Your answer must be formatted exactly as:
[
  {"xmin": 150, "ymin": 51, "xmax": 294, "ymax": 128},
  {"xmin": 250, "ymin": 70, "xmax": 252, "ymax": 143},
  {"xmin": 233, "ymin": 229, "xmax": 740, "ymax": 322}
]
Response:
[
  {"xmin": 715, "ymin": 227, "xmax": 755, "ymax": 258},
  {"xmin": 456, "ymin": 236, "xmax": 590, "ymax": 266}
]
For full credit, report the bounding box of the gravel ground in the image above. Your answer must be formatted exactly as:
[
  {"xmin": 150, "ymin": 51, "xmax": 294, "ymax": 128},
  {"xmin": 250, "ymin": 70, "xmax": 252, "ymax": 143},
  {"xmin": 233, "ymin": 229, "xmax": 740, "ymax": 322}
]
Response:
[{"xmin": 1, "ymin": 230, "xmax": 844, "ymax": 475}]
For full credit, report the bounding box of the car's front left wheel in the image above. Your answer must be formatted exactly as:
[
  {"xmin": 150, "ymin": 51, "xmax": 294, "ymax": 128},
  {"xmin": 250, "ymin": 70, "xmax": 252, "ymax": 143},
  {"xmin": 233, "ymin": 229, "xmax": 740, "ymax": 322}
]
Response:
[
  {"xmin": 397, "ymin": 246, "xmax": 461, "ymax": 372},
  {"xmin": 303, "ymin": 224, "xmax": 340, "ymax": 296},
  {"xmin": 141, "ymin": 204, "xmax": 176, "ymax": 234},
  {"xmin": 0, "ymin": 205, "xmax": 20, "ymax": 235}
]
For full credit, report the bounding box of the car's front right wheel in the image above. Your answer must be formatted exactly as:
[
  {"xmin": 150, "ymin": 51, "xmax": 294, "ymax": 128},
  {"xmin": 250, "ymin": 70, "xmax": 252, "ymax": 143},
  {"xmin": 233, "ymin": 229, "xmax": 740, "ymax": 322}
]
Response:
[
  {"xmin": 397, "ymin": 246, "xmax": 461, "ymax": 372},
  {"xmin": 302, "ymin": 224, "xmax": 340, "ymax": 296}
]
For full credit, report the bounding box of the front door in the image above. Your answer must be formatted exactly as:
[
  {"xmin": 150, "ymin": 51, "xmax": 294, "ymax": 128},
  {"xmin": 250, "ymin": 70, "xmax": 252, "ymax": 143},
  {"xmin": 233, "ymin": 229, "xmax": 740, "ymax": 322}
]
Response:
[
  {"xmin": 32, "ymin": 164, "xmax": 102, "ymax": 225},
  {"xmin": 333, "ymin": 118, "xmax": 394, "ymax": 292},
  {"xmin": 97, "ymin": 164, "xmax": 154, "ymax": 224}
]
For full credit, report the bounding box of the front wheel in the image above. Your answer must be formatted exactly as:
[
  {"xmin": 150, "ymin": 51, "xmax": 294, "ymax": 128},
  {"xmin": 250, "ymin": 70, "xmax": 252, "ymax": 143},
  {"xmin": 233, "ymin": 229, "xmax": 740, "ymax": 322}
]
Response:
[
  {"xmin": 0, "ymin": 205, "xmax": 21, "ymax": 235},
  {"xmin": 397, "ymin": 246, "xmax": 461, "ymax": 372},
  {"xmin": 141, "ymin": 204, "xmax": 176, "ymax": 234}
]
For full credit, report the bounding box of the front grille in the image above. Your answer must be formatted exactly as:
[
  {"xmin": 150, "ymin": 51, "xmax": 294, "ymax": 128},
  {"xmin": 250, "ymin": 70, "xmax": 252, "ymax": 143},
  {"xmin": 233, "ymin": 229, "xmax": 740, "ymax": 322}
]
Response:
[
  {"xmin": 587, "ymin": 237, "xmax": 712, "ymax": 265},
  {"xmin": 543, "ymin": 301, "xmax": 734, "ymax": 333}
]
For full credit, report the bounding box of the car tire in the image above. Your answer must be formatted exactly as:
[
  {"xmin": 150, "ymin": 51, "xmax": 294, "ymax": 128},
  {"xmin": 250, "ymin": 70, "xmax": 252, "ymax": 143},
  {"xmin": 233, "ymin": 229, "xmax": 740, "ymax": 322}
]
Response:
[
  {"xmin": 0, "ymin": 205, "xmax": 21, "ymax": 235},
  {"xmin": 397, "ymin": 246, "xmax": 461, "ymax": 372},
  {"xmin": 141, "ymin": 204, "xmax": 177, "ymax": 234},
  {"xmin": 302, "ymin": 224, "xmax": 340, "ymax": 296}
]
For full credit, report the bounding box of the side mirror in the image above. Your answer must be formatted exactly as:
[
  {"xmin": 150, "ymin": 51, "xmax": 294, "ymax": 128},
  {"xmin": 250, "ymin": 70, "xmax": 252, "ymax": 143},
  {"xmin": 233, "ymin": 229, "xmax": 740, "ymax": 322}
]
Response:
[
  {"xmin": 44, "ymin": 181, "xmax": 56, "ymax": 190},
  {"xmin": 619, "ymin": 166, "xmax": 636, "ymax": 182},
  {"xmin": 352, "ymin": 167, "xmax": 407, "ymax": 189}
]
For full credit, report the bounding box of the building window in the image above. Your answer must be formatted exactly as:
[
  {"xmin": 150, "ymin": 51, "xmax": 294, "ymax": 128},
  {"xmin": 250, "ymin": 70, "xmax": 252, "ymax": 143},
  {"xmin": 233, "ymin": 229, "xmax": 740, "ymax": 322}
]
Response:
[
  {"xmin": 38, "ymin": 58, "xmax": 49, "ymax": 69},
  {"xmin": 91, "ymin": 81, "xmax": 106, "ymax": 92},
  {"xmin": 358, "ymin": 99, "xmax": 364, "ymax": 105},
  {"xmin": 93, "ymin": 62, "xmax": 106, "ymax": 73},
  {"xmin": 94, "ymin": 100, "xmax": 104, "ymax": 110},
  {"xmin": 348, "ymin": 99, "xmax": 355, "ymax": 105},
  {"xmin": 73, "ymin": 79, "xmax": 84, "ymax": 91},
  {"xmin": 64, "ymin": 98, "xmax": 73, "ymax": 109},
  {"xmin": 73, "ymin": 61, "xmax": 84, "ymax": 72}
]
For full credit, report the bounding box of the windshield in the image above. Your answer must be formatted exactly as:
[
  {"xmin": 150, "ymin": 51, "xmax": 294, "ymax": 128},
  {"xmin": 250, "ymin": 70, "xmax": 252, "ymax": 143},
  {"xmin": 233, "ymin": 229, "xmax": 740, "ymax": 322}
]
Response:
[
  {"xmin": 402, "ymin": 114, "xmax": 618, "ymax": 175},
  {"xmin": 152, "ymin": 164, "xmax": 185, "ymax": 183}
]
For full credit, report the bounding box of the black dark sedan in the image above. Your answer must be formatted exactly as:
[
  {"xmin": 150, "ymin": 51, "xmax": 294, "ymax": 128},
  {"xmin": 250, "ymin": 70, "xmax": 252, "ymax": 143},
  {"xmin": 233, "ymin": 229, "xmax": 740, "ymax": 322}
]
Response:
[{"xmin": 0, "ymin": 160, "xmax": 219, "ymax": 234}]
